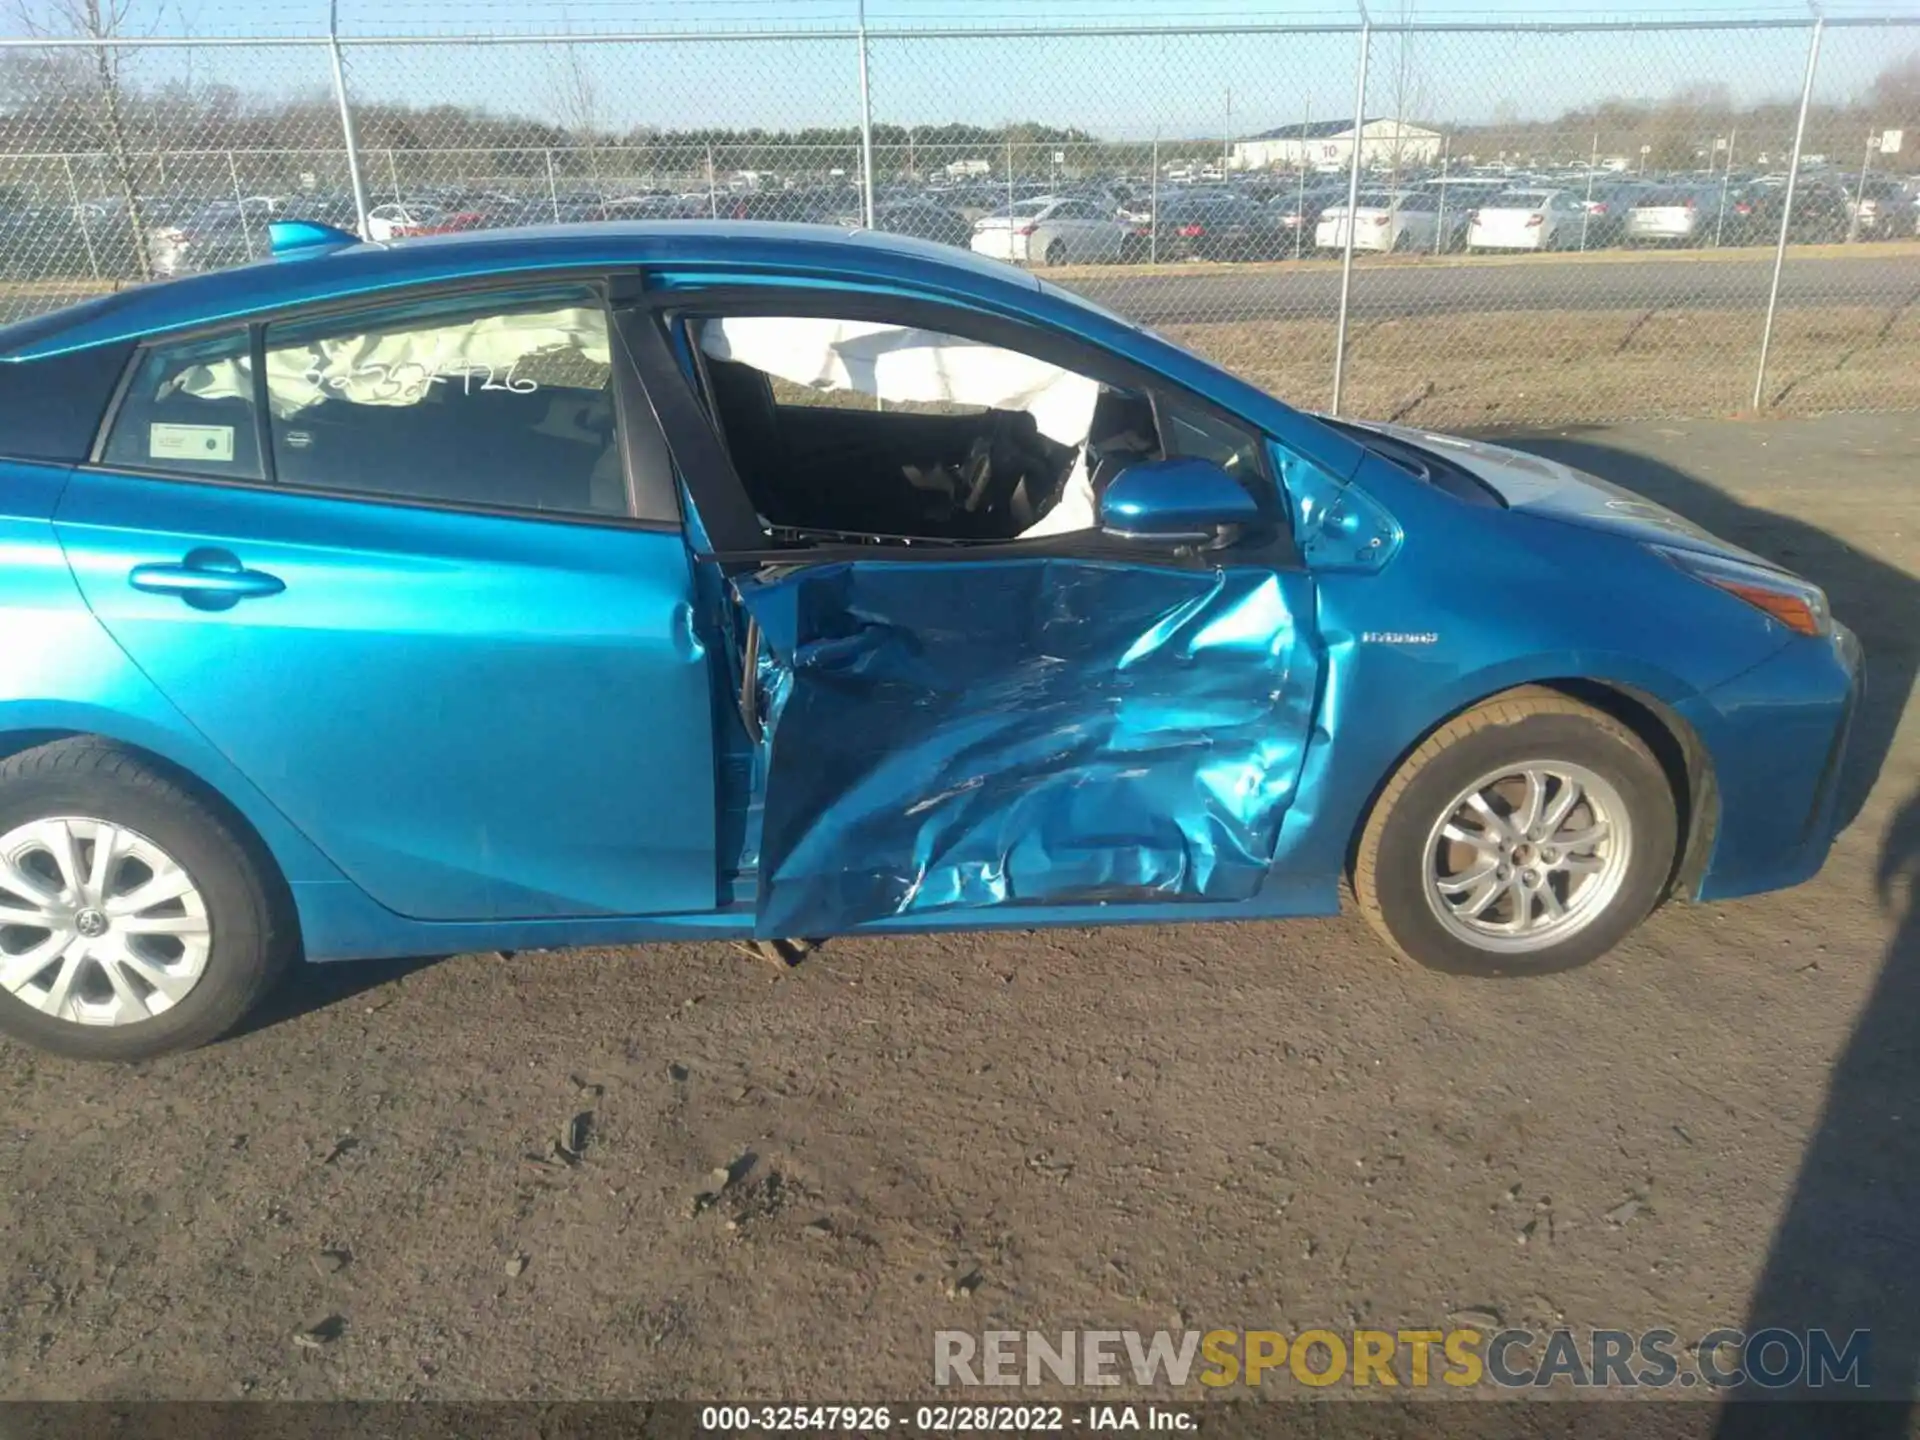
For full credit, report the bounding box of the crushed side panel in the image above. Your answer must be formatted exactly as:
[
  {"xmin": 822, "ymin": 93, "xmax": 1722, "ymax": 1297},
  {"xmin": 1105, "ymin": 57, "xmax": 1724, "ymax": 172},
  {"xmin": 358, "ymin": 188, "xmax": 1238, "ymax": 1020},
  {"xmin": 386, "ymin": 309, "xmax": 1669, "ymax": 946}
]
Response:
[{"xmin": 736, "ymin": 556, "xmax": 1320, "ymax": 937}]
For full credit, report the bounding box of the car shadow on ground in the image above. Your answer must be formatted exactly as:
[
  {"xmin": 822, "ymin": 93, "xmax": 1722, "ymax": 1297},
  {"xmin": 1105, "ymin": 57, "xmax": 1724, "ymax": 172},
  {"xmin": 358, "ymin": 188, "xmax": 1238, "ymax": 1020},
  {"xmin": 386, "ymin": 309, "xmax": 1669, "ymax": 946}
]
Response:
[
  {"xmin": 1492, "ymin": 428, "xmax": 1920, "ymax": 1427},
  {"xmin": 230, "ymin": 953, "xmax": 446, "ymax": 1042}
]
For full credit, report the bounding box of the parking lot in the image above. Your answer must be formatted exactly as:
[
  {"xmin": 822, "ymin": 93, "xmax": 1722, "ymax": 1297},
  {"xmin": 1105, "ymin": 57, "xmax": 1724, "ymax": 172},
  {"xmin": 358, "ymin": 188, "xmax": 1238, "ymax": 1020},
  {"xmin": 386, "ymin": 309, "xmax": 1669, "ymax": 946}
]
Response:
[{"xmin": 1, "ymin": 410, "xmax": 1913, "ymax": 1400}]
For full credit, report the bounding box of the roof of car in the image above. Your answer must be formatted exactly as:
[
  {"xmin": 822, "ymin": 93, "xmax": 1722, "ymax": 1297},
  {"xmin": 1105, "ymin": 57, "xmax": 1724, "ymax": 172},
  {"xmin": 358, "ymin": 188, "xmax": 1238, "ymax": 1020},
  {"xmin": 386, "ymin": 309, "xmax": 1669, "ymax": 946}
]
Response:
[{"xmin": 0, "ymin": 220, "xmax": 1046, "ymax": 361}]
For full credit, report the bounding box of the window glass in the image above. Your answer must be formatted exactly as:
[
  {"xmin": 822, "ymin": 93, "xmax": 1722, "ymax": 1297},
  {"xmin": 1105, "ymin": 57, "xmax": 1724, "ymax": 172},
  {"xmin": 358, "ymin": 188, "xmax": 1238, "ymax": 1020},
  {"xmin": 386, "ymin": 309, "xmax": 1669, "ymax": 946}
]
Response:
[
  {"xmin": 1160, "ymin": 398, "xmax": 1264, "ymax": 484},
  {"xmin": 101, "ymin": 328, "xmax": 263, "ymax": 480},
  {"xmin": 262, "ymin": 285, "xmax": 625, "ymax": 516}
]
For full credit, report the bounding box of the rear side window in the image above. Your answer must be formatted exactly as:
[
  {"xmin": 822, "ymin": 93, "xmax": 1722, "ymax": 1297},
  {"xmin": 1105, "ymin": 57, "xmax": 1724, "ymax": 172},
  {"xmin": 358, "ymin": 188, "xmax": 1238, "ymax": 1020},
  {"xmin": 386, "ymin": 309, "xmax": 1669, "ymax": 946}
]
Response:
[
  {"xmin": 261, "ymin": 285, "xmax": 626, "ymax": 517},
  {"xmin": 100, "ymin": 329, "xmax": 263, "ymax": 480},
  {"xmin": 0, "ymin": 340, "xmax": 134, "ymax": 463}
]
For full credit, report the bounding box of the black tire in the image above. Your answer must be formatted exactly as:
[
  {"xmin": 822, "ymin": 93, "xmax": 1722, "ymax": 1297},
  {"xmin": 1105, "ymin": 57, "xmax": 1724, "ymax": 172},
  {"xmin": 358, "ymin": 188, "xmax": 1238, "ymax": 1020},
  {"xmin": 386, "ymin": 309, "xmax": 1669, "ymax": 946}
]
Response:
[
  {"xmin": 1352, "ymin": 688, "xmax": 1676, "ymax": 977},
  {"xmin": 0, "ymin": 739, "xmax": 290, "ymax": 1061},
  {"xmin": 1043, "ymin": 239, "xmax": 1066, "ymax": 267}
]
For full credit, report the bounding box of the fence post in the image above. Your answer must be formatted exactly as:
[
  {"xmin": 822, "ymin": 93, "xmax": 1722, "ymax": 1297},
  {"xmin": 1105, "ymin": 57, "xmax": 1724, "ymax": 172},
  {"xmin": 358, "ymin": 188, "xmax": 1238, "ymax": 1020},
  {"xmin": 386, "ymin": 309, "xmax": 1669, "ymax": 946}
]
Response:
[
  {"xmin": 1754, "ymin": 15, "xmax": 1823, "ymax": 411},
  {"xmin": 1150, "ymin": 133, "xmax": 1159, "ymax": 265},
  {"xmin": 707, "ymin": 142, "xmax": 718, "ymax": 218},
  {"xmin": 544, "ymin": 148, "xmax": 560, "ymax": 222},
  {"xmin": 855, "ymin": 0, "xmax": 876, "ymax": 228},
  {"xmin": 1294, "ymin": 91, "xmax": 1310, "ymax": 261},
  {"xmin": 1580, "ymin": 132, "xmax": 1598, "ymax": 251},
  {"xmin": 1848, "ymin": 127, "xmax": 1875, "ymax": 243},
  {"xmin": 327, "ymin": 0, "xmax": 372, "ymax": 239},
  {"xmin": 60, "ymin": 155, "xmax": 100, "ymax": 281},
  {"xmin": 228, "ymin": 150, "xmax": 256, "ymax": 259},
  {"xmin": 1713, "ymin": 126, "xmax": 1737, "ymax": 247},
  {"xmin": 1330, "ymin": 18, "xmax": 1371, "ymax": 417},
  {"xmin": 1432, "ymin": 132, "xmax": 1449, "ymax": 256}
]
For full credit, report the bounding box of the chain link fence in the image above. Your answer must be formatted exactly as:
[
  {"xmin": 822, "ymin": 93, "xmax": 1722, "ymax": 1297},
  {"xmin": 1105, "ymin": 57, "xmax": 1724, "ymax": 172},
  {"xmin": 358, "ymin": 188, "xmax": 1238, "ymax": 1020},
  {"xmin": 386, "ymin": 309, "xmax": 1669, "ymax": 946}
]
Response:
[{"xmin": 0, "ymin": 15, "xmax": 1916, "ymax": 426}]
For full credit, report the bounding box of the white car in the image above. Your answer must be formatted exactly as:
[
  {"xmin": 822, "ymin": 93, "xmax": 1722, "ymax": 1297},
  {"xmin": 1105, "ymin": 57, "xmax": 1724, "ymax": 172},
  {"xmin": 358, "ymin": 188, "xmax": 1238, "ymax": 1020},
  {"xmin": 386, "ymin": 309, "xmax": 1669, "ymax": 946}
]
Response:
[
  {"xmin": 1622, "ymin": 185, "xmax": 1717, "ymax": 244},
  {"xmin": 1314, "ymin": 189, "xmax": 1439, "ymax": 253},
  {"xmin": 366, "ymin": 201, "xmax": 445, "ymax": 243},
  {"xmin": 969, "ymin": 196, "xmax": 1131, "ymax": 266},
  {"xmin": 1466, "ymin": 188, "xmax": 1586, "ymax": 250}
]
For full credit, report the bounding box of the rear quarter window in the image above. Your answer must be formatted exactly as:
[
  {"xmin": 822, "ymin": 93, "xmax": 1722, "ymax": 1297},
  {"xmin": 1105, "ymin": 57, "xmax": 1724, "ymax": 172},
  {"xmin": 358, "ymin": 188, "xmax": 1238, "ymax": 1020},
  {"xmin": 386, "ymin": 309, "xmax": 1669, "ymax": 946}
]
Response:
[{"xmin": 0, "ymin": 342, "xmax": 136, "ymax": 463}]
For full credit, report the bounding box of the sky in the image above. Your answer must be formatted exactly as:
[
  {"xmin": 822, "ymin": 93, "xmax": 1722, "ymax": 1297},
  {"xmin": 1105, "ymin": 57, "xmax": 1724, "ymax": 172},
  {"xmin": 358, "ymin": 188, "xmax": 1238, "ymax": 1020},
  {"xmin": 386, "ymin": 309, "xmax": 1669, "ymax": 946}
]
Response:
[{"xmin": 4, "ymin": 0, "xmax": 1916, "ymax": 143}]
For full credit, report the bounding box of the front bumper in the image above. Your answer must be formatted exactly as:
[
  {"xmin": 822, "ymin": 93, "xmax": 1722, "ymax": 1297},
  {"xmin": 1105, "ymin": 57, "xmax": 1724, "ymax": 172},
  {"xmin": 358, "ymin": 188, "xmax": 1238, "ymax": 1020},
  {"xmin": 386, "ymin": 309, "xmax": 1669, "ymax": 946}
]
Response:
[{"xmin": 1680, "ymin": 621, "xmax": 1863, "ymax": 902}]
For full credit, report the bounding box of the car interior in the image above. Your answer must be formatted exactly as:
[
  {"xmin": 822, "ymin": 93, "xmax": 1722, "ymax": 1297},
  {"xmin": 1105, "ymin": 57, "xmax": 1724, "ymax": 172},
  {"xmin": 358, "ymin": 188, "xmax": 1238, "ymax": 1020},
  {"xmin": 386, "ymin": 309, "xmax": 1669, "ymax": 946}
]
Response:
[
  {"xmin": 265, "ymin": 368, "xmax": 626, "ymax": 516},
  {"xmin": 689, "ymin": 316, "xmax": 1166, "ymax": 545}
]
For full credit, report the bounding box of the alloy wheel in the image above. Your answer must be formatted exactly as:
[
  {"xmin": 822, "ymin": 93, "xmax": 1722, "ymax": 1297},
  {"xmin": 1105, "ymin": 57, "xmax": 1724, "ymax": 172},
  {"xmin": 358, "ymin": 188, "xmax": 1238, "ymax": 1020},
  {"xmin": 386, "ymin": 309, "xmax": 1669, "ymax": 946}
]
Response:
[{"xmin": 1421, "ymin": 761, "xmax": 1633, "ymax": 954}]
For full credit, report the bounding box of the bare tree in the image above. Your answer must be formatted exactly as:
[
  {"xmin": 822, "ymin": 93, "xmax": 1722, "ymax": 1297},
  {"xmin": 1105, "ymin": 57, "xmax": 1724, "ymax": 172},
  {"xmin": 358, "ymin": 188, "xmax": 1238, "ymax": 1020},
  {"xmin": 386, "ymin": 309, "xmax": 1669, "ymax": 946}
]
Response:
[
  {"xmin": 9, "ymin": 0, "xmax": 156, "ymax": 278},
  {"xmin": 547, "ymin": 40, "xmax": 605, "ymax": 199},
  {"xmin": 1383, "ymin": 0, "xmax": 1434, "ymax": 190}
]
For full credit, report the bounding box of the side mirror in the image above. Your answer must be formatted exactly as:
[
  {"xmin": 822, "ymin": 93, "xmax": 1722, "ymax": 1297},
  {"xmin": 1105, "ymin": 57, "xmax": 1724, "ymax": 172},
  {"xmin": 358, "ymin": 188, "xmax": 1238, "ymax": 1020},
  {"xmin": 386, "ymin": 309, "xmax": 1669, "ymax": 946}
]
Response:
[{"xmin": 1099, "ymin": 458, "xmax": 1261, "ymax": 547}]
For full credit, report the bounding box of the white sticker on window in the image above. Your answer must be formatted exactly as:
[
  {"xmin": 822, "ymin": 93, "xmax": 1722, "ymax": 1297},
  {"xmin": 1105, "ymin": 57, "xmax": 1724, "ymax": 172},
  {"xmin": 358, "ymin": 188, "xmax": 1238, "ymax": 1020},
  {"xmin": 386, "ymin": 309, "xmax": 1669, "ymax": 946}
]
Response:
[{"xmin": 150, "ymin": 422, "xmax": 236, "ymax": 463}]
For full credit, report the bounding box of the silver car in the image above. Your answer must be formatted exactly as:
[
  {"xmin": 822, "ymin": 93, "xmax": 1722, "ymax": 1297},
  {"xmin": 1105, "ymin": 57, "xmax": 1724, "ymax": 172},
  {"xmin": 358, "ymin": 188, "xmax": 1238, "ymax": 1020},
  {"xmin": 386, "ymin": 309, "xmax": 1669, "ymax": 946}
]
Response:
[{"xmin": 1623, "ymin": 184, "xmax": 1720, "ymax": 243}]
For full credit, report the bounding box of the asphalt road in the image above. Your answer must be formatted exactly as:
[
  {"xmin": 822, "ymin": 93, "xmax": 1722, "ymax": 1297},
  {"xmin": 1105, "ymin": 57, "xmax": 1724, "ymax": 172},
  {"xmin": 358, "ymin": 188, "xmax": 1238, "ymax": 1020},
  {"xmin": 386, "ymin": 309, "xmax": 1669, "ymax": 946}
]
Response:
[{"xmin": 1069, "ymin": 250, "xmax": 1920, "ymax": 324}]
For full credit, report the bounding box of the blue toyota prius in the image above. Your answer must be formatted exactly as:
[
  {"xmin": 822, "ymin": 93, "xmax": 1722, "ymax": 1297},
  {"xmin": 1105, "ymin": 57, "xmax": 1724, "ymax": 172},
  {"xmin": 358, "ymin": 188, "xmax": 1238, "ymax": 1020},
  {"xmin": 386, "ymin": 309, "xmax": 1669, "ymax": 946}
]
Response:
[{"xmin": 0, "ymin": 219, "xmax": 1862, "ymax": 1059}]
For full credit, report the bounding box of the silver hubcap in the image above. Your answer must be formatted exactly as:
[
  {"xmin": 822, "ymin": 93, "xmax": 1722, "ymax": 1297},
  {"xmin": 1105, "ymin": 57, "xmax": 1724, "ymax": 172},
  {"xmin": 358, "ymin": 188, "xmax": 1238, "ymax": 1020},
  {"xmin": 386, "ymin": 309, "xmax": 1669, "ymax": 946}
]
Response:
[
  {"xmin": 0, "ymin": 818, "xmax": 211, "ymax": 1026},
  {"xmin": 1422, "ymin": 761, "xmax": 1631, "ymax": 954}
]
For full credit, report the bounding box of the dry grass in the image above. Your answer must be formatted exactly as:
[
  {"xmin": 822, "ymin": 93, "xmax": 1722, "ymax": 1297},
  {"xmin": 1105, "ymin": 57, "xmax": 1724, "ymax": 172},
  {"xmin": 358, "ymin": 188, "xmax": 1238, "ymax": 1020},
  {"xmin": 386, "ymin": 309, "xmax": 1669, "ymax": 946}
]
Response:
[
  {"xmin": 1047, "ymin": 237, "xmax": 1920, "ymax": 283},
  {"xmin": 1164, "ymin": 299, "xmax": 1920, "ymax": 426}
]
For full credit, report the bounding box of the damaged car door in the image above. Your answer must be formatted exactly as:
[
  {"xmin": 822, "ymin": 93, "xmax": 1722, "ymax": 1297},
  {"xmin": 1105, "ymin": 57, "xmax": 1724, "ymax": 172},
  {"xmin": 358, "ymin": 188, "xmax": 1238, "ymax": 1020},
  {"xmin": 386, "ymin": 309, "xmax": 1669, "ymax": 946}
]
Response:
[
  {"xmin": 733, "ymin": 551, "xmax": 1322, "ymax": 937},
  {"xmin": 624, "ymin": 297, "xmax": 1325, "ymax": 939}
]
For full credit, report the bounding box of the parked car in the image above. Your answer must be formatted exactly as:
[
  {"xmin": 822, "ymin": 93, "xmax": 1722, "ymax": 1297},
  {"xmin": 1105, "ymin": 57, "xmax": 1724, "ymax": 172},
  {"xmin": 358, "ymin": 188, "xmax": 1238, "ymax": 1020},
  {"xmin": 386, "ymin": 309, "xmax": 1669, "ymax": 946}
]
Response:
[
  {"xmin": 148, "ymin": 198, "xmax": 285, "ymax": 277},
  {"xmin": 1268, "ymin": 182, "xmax": 1352, "ymax": 252},
  {"xmin": 1132, "ymin": 193, "xmax": 1289, "ymax": 262},
  {"xmin": 1465, "ymin": 188, "xmax": 1587, "ymax": 251},
  {"xmin": 970, "ymin": 195, "xmax": 1131, "ymax": 264},
  {"xmin": 871, "ymin": 200, "xmax": 972, "ymax": 248},
  {"xmin": 1315, "ymin": 189, "xmax": 1440, "ymax": 252},
  {"xmin": 1571, "ymin": 181, "xmax": 1651, "ymax": 246},
  {"xmin": 1416, "ymin": 176, "xmax": 1510, "ymax": 247},
  {"xmin": 366, "ymin": 201, "xmax": 444, "ymax": 242},
  {"xmin": 1845, "ymin": 177, "xmax": 1912, "ymax": 238},
  {"xmin": 0, "ymin": 218, "xmax": 1860, "ymax": 1059},
  {"xmin": 1622, "ymin": 185, "xmax": 1721, "ymax": 244},
  {"xmin": 722, "ymin": 189, "xmax": 851, "ymax": 225},
  {"xmin": 1720, "ymin": 182, "xmax": 1852, "ymax": 247}
]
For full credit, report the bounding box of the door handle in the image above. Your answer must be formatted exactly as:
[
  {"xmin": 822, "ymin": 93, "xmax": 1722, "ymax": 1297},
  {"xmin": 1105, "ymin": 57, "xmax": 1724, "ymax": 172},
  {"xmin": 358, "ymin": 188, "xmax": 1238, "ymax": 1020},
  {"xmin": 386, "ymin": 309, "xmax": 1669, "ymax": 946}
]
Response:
[{"xmin": 129, "ymin": 547, "xmax": 285, "ymax": 611}]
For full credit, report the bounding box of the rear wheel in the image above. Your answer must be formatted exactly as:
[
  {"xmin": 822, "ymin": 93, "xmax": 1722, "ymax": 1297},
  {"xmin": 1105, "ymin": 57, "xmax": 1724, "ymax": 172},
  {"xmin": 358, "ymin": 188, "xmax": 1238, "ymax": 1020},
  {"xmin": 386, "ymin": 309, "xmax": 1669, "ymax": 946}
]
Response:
[
  {"xmin": 1353, "ymin": 688, "xmax": 1676, "ymax": 976},
  {"xmin": 0, "ymin": 739, "xmax": 289, "ymax": 1061},
  {"xmin": 1043, "ymin": 239, "xmax": 1066, "ymax": 266}
]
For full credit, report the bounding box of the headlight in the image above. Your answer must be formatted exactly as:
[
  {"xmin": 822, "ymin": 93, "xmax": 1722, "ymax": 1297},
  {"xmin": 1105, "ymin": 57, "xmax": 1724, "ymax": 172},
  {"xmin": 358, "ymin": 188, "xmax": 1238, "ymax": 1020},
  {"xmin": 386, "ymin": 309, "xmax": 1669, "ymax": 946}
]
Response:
[{"xmin": 1652, "ymin": 545, "xmax": 1831, "ymax": 637}]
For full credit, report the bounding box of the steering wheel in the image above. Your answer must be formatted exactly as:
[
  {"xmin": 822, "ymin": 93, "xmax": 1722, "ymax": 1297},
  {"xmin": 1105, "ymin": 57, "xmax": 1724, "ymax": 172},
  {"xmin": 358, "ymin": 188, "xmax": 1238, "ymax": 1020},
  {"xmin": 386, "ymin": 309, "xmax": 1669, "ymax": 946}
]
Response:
[{"xmin": 962, "ymin": 411, "xmax": 1051, "ymax": 520}]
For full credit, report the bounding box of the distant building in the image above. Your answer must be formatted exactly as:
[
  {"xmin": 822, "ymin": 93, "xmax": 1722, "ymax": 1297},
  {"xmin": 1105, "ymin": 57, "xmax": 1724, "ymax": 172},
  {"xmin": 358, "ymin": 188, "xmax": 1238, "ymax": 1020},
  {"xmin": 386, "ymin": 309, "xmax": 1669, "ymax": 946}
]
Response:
[{"xmin": 1229, "ymin": 118, "xmax": 1444, "ymax": 172}]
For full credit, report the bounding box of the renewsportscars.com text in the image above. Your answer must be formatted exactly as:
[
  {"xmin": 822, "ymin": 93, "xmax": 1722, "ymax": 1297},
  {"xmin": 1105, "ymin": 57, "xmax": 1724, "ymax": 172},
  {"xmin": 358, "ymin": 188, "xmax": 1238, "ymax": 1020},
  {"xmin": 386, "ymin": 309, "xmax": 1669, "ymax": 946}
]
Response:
[{"xmin": 933, "ymin": 1327, "xmax": 1870, "ymax": 1390}]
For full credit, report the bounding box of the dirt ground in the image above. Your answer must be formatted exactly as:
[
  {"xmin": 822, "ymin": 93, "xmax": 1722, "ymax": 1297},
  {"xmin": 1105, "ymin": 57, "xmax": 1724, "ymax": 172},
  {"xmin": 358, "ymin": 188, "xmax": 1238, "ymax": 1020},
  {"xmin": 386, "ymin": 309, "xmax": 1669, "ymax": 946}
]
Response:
[{"xmin": 1, "ymin": 414, "xmax": 1917, "ymax": 1407}]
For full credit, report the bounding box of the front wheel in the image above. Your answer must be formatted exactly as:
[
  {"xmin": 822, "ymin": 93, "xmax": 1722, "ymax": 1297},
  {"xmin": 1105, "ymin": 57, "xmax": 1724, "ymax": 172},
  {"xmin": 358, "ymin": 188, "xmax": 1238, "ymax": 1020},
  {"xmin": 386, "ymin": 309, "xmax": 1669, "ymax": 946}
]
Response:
[
  {"xmin": 1352, "ymin": 688, "xmax": 1676, "ymax": 976},
  {"xmin": 0, "ymin": 739, "xmax": 290, "ymax": 1060}
]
